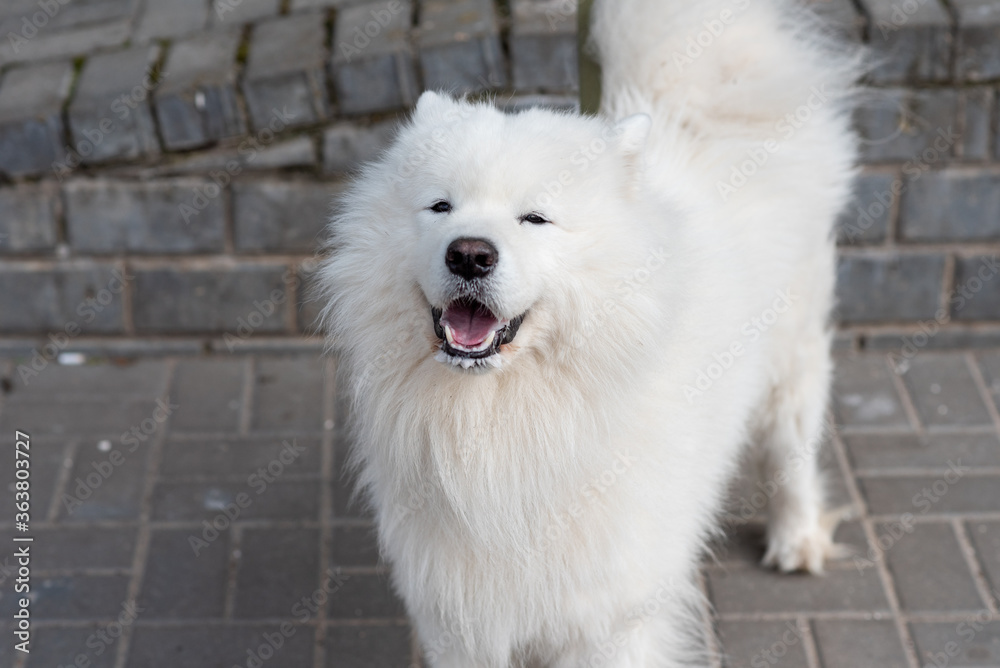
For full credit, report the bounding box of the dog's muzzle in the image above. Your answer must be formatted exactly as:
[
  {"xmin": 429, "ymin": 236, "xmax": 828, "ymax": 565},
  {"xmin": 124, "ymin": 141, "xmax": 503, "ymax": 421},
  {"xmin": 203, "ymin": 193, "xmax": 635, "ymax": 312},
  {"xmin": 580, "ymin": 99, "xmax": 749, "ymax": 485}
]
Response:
[{"xmin": 431, "ymin": 299, "xmax": 524, "ymax": 368}]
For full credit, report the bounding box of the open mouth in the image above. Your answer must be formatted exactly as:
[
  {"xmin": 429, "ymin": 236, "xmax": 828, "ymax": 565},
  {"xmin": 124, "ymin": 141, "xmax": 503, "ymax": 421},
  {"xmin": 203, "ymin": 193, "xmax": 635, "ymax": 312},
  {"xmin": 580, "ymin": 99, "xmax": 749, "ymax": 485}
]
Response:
[{"xmin": 431, "ymin": 299, "xmax": 524, "ymax": 368}]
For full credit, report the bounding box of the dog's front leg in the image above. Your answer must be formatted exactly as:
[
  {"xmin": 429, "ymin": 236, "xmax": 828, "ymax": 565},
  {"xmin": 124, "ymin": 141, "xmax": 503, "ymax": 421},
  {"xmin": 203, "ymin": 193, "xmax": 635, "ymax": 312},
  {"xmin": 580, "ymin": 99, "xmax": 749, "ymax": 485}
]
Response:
[{"xmin": 550, "ymin": 615, "xmax": 678, "ymax": 668}]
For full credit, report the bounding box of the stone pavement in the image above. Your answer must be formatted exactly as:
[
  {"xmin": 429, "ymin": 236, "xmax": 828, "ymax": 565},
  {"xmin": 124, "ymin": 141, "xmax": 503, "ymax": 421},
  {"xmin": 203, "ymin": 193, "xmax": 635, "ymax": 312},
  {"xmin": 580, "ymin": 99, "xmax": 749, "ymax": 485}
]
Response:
[{"xmin": 1, "ymin": 348, "xmax": 999, "ymax": 667}]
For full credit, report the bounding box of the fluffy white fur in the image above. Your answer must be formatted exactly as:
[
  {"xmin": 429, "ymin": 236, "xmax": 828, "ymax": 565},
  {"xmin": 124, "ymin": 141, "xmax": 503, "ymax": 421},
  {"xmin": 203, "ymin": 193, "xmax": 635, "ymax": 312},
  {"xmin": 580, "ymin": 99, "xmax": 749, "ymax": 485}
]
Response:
[{"xmin": 317, "ymin": 1, "xmax": 860, "ymax": 665}]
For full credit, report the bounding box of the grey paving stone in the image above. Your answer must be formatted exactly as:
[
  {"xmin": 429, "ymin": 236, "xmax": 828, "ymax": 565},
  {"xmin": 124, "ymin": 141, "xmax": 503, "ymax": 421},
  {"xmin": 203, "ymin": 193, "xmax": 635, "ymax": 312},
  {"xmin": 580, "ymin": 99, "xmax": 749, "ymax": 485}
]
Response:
[
  {"xmin": 835, "ymin": 253, "xmax": 946, "ymax": 324},
  {"xmin": 952, "ymin": 256, "xmax": 1000, "ymax": 322},
  {"xmin": 710, "ymin": 522, "xmax": 867, "ymax": 567},
  {"xmin": 705, "ymin": 567, "xmax": 889, "ymax": 614},
  {"xmin": 326, "ymin": 624, "xmax": 412, "ymax": 668},
  {"xmin": 234, "ymin": 528, "xmax": 320, "ymax": 618},
  {"xmin": 331, "ymin": 525, "xmax": 380, "ymax": 566},
  {"xmin": 160, "ymin": 436, "xmax": 321, "ymax": 478},
  {"xmin": 811, "ymin": 620, "xmax": 908, "ymax": 668},
  {"xmin": 510, "ymin": 0, "xmax": 578, "ymax": 93},
  {"xmin": 0, "ymin": 397, "xmax": 161, "ymax": 437},
  {"xmin": 6, "ymin": 358, "xmax": 169, "ymax": 397},
  {"xmin": 132, "ymin": 265, "xmax": 289, "ymax": 334},
  {"xmin": 137, "ymin": 528, "xmax": 229, "ymax": 618},
  {"xmin": 968, "ymin": 521, "xmax": 1000, "ymax": 605},
  {"xmin": 324, "ymin": 120, "xmax": 396, "ymax": 173},
  {"xmin": 31, "ymin": 527, "xmax": 136, "ymax": 571},
  {"xmin": 867, "ymin": 328, "xmax": 1000, "ymax": 351},
  {"xmin": 859, "ymin": 0, "xmax": 951, "ymax": 83},
  {"xmin": 882, "ymin": 521, "xmax": 985, "ymax": 612},
  {"xmin": 155, "ymin": 29, "xmax": 246, "ymax": 151},
  {"xmin": 805, "ymin": 0, "xmax": 866, "ymax": 40},
  {"xmin": 151, "ymin": 479, "xmax": 320, "ymax": 521},
  {"xmin": 856, "ymin": 88, "xmax": 958, "ymax": 163},
  {"xmin": 27, "ymin": 575, "xmax": 131, "ymax": 619},
  {"xmin": 954, "ymin": 0, "xmax": 1000, "ymax": 81},
  {"xmin": 23, "ymin": 626, "xmax": 118, "ymax": 668},
  {"xmin": 976, "ymin": 351, "xmax": 1000, "ymax": 412},
  {"xmin": 910, "ymin": 621, "xmax": 1000, "ymax": 668},
  {"xmin": 142, "ymin": 135, "xmax": 318, "ymax": 177},
  {"xmin": 59, "ymin": 433, "xmax": 152, "ymax": 521},
  {"xmin": 297, "ymin": 260, "xmax": 326, "ymax": 334},
  {"xmin": 836, "ymin": 170, "xmax": 898, "ymax": 245},
  {"xmin": 716, "ymin": 620, "xmax": 810, "ymax": 668},
  {"xmin": 416, "ymin": 0, "xmax": 505, "ymax": 93},
  {"xmin": 252, "ymin": 356, "xmax": 326, "ymax": 431},
  {"xmin": 134, "ymin": 0, "xmax": 209, "ymax": 42},
  {"xmin": 65, "ymin": 179, "xmax": 226, "ymax": 253},
  {"xmin": 243, "ymin": 13, "xmax": 330, "ymax": 130},
  {"xmin": 0, "ymin": 182, "xmax": 60, "ymax": 254},
  {"xmin": 832, "ymin": 354, "xmax": 911, "ymax": 429},
  {"xmin": 0, "ymin": 0, "xmax": 136, "ymax": 67},
  {"xmin": 170, "ymin": 358, "xmax": 246, "ymax": 432},
  {"xmin": 960, "ymin": 88, "xmax": 993, "ymax": 160},
  {"xmin": 67, "ymin": 45, "xmax": 161, "ymax": 164},
  {"xmin": 329, "ymin": 573, "xmax": 406, "ymax": 618},
  {"xmin": 211, "ymin": 0, "xmax": 282, "ymax": 25},
  {"xmin": 331, "ymin": 0, "xmax": 419, "ymax": 115},
  {"xmin": 900, "ymin": 354, "xmax": 993, "ymax": 428},
  {"xmin": 0, "ymin": 60, "xmax": 74, "ymax": 177},
  {"xmin": 0, "ymin": 435, "xmax": 67, "ymax": 523},
  {"xmin": 900, "ymin": 169, "xmax": 1000, "ymax": 242},
  {"xmin": 859, "ymin": 475, "xmax": 1000, "ymax": 515},
  {"xmin": 0, "ymin": 263, "xmax": 127, "ymax": 334},
  {"xmin": 234, "ymin": 181, "xmax": 337, "ymax": 252},
  {"xmin": 128, "ymin": 624, "xmax": 314, "ymax": 667},
  {"xmin": 844, "ymin": 432, "xmax": 1000, "ymax": 470}
]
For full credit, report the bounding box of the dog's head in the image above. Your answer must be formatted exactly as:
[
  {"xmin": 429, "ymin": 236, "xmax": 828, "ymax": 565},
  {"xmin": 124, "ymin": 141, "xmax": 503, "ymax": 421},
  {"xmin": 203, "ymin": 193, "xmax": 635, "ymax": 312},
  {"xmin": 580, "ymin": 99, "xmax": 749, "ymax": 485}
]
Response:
[{"xmin": 319, "ymin": 92, "xmax": 666, "ymax": 378}]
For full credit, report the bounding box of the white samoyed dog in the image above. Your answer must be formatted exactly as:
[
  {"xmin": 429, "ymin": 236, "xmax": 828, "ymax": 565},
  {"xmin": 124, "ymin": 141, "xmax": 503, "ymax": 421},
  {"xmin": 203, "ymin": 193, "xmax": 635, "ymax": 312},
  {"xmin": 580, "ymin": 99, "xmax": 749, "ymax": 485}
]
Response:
[{"xmin": 317, "ymin": 0, "xmax": 860, "ymax": 665}]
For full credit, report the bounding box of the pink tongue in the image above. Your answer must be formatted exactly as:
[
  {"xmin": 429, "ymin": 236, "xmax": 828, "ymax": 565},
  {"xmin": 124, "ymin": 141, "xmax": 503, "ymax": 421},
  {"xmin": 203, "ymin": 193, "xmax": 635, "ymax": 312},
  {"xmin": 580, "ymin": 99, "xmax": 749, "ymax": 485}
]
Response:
[{"xmin": 442, "ymin": 302, "xmax": 500, "ymax": 347}]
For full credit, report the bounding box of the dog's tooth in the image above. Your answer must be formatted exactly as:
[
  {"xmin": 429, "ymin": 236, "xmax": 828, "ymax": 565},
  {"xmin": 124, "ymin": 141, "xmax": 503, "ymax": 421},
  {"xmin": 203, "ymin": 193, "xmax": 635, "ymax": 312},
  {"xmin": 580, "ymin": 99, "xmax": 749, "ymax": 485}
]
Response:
[
  {"xmin": 444, "ymin": 325, "xmax": 455, "ymax": 345},
  {"xmin": 479, "ymin": 329, "xmax": 496, "ymax": 351}
]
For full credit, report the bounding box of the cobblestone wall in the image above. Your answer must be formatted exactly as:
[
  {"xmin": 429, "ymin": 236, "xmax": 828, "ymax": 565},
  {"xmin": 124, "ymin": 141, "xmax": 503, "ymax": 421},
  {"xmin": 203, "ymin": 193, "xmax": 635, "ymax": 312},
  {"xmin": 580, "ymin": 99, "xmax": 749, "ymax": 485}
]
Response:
[{"xmin": 0, "ymin": 0, "xmax": 997, "ymax": 354}]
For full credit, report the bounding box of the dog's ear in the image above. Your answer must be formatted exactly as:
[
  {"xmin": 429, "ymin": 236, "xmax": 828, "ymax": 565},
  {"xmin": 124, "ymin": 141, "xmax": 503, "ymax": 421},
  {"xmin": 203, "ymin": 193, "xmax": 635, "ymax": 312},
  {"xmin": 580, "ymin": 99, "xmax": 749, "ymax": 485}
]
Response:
[
  {"xmin": 614, "ymin": 114, "xmax": 651, "ymax": 157},
  {"xmin": 414, "ymin": 90, "xmax": 451, "ymax": 119}
]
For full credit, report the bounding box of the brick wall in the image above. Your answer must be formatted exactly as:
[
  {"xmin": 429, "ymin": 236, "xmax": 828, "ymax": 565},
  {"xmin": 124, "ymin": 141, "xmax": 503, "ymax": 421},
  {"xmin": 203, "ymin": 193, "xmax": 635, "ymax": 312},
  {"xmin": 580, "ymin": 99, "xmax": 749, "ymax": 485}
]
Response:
[{"xmin": 0, "ymin": 0, "xmax": 997, "ymax": 355}]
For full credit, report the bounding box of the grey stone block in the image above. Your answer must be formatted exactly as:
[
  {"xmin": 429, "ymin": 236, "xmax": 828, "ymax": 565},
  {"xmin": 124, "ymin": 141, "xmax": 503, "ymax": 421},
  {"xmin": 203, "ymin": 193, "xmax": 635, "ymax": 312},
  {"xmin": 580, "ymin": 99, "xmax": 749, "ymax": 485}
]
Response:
[
  {"xmin": 832, "ymin": 354, "xmax": 911, "ymax": 429},
  {"xmin": 860, "ymin": 475, "xmax": 1000, "ymax": 514},
  {"xmin": 510, "ymin": 0, "xmax": 578, "ymax": 92},
  {"xmin": 17, "ymin": 627, "xmax": 116, "ymax": 668},
  {"xmin": 960, "ymin": 88, "xmax": 993, "ymax": 160},
  {"xmin": 64, "ymin": 179, "xmax": 226, "ymax": 253},
  {"xmin": 243, "ymin": 13, "xmax": 330, "ymax": 130},
  {"xmin": 324, "ymin": 120, "xmax": 396, "ymax": 173},
  {"xmin": 133, "ymin": 265, "xmax": 290, "ymax": 334},
  {"xmin": 297, "ymin": 260, "xmax": 325, "ymax": 334},
  {"xmin": 155, "ymin": 30, "xmax": 246, "ymax": 151},
  {"xmin": 329, "ymin": 573, "xmax": 406, "ymax": 619},
  {"xmin": 143, "ymin": 136, "xmax": 317, "ymax": 176},
  {"xmin": 836, "ymin": 170, "xmax": 898, "ymax": 244},
  {"xmin": 211, "ymin": 0, "xmax": 282, "ymax": 25},
  {"xmin": 151, "ymin": 479, "xmax": 320, "ymax": 520},
  {"xmin": 170, "ymin": 358, "xmax": 246, "ymax": 432},
  {"xmin": 0, "ymin": 263, "xmax": 127, "ymax": 334},
  {"xmin": 252, "ymin": 356, "xmax": 326, "ymax": 431},
  {"xmin": 416, "ymin": 0, "xmax": 506, "ymax": 93},
  {"xmin": 859, "ymin": 0, "xmax": 951, "ymax": 83},
  {"xmin": 326, "ymin": 625, "xmax": 412, "ymax": 668},
  {"xmin": 134, "ymin": 0, "xmax": 209, "ymax": 42},
  {"xmin": 331, "ymin": 0, "xmax": 419, "ymax": 115},
  {"xmin": 883, "ymin": 522, "xmax": 984, "ymax": 612},
  {"xmin": 0, "ymin": 0, "xmax": 137, "ymax": 66},
  {"xmin": 0, "ymin": 60, "xmax": 74, "ymax": 177},
  {"xmin": 909, "ymin": 621, "xmax": 1000, "ymax": 668},
  {"xmin": 901, "ymin": 353, "xmax": 994, "ymax": 427},
  {"xmin": 67, "ymin": 45, "xmax": 162, "ymax": 164},
  {"xmin": 138, "ymin": 529, "xmax": 229, "ymax": 618},
  {"xmin": 234, "ymin": 528, "xmax": 320, "ymax": 618},
  {"xmin": 234, "ymin": 180, "xmax": 338, "ymax": 252},
  {"xmin": 331, "ymin": 526, "xmax": 380, "ymax": 566},
  {"xmin": 160, "ymin": 436, "xmax": 321, "ymax": 478},
  {"xmin": 706, "ymin": 567, "xmax": 890, "ymax": 614},
  {"xmin": 129, "ymin": 626, "xmax": 314, "ymax": 667},
  {"xmin": 954, "ymin": 0, "xmax": 1000, "ymax": 81},
  {"xmin": 31, "ymin": 527, "xmax": 136, "ymax": 570},
  {"xmin": 805, "ymin": 0, "xmax": 866, "ymax": 40},
  {"xmin": 845, "ymin": 432, "xmax": 1000, "ymax": 470},
  {"xmin": 0, "ymin": 182, "xmax": 60, "ymax": 254},
  {"xmin": 968, "ymin": 521, "xmax": 1000, "ymax": 602},
  {"xmin": 716, "ymin": 620, "xmax": 811, "ymax": 668},
  {"xmin": 856, "ymin": 88, "xmax": 958, "ymax": 164},
  {"xmin": 812, "ymin": 620, "xmax": 909, "ymax": 668},
  {"xmin": 976, "ymin": 351, "xmax": 1000, "ymax": 412},
  {"xmin": 953, "ymin": 255, "xmax": 1000, "ymax": 321},
  {"xmin": 900, "ymin": 169, "xmax": 1000, "ymax": 241},
  {"xmin": 27, "ymin": 575, "xmax": 132, "ymax": 619},
  {"xmin": 835, "ymin": 253, "xmax": 946, "ymax": 324}
]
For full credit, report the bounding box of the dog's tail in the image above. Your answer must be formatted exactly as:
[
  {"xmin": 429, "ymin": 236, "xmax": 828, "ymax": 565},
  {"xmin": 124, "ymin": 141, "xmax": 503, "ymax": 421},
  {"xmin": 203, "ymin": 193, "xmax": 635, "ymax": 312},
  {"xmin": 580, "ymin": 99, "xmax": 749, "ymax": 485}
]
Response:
[{"xmin": 589, "ymin": 0, "xmax": 861, "ymax": 184}]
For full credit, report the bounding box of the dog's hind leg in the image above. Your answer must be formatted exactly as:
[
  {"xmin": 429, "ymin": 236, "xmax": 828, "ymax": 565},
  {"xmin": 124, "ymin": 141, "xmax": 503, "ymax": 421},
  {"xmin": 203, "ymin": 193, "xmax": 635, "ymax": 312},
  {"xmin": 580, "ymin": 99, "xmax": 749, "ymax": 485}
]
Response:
[{"xmin": 755, "ymin": 331, "xmax": 837, "ymax": 574}]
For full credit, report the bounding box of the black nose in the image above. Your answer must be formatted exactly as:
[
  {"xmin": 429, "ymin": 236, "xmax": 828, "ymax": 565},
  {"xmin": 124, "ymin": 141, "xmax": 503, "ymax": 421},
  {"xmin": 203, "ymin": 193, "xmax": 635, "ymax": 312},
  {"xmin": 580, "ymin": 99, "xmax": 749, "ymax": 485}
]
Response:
[{"xmin": 445, "ymin": 238, "xmax": 498, "ymax": 280}]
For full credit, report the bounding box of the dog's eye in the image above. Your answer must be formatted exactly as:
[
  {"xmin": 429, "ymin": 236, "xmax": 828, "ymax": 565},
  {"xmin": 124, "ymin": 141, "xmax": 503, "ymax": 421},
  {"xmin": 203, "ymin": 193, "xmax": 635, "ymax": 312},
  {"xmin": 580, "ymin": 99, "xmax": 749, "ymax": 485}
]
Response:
[
  {"xmin": 429, "ymin": 200, "xmax": 452, "ymax": 213},
  {"xmin": 521, "ymin": 213, "xmax": 548, "ymax": 225}
]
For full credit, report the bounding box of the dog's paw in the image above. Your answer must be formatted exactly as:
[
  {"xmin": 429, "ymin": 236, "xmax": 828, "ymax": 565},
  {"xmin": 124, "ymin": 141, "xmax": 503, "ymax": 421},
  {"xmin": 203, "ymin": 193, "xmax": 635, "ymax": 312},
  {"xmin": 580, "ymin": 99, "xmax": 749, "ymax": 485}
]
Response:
[{"xmin": 762, "ymin": 506, "xmax": 854, "ymax": 574}]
